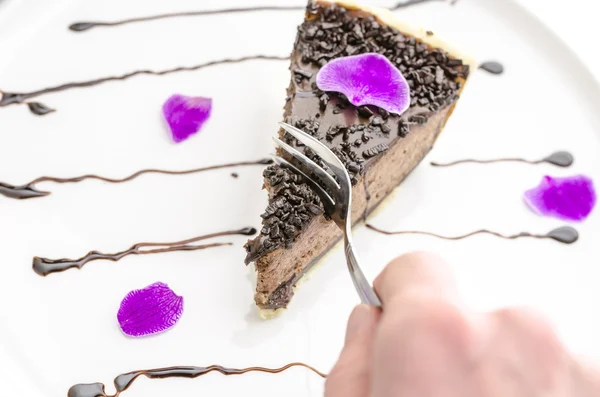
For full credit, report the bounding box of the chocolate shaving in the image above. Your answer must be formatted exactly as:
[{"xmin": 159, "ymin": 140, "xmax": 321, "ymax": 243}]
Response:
[
  {"xmin": 363, "ymin": 143, "xmax": 389, "ymax": 159},
  {"xmin": 409, "ymin": 114, "xmax": 429, "ymax": 124},
  {"xmin": 244, "ymin": 166, "xmax": 324, "ymax": 262}
]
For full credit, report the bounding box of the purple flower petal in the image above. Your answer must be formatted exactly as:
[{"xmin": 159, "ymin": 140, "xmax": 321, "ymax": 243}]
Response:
[
  {"xmin": 316, "ymin": 53, "xmax": 410, "ymax": 115},
  {"xmin": 524, "ymin": 175, "xmax": 597, "ymax": 222},
  {"xmin": 117, "ymin": 282, "xmax": 184, "ymax": 337},
  {"xmin": 163, "ymin": 94, "xmax": 212, "ymax": 143}
]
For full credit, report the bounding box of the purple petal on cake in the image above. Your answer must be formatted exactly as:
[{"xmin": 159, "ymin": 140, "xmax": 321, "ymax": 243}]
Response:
[
  {"xmin": 524, "ymin": 175, "xmax": 596, "ymax": 222},
  {"xmin": 316, "ymin": 53, "xmax": 410, "ymax": 115},
  {"xmin": 117, "ymin": 282, "xmax": 184, "ymax": 337},
  {"xmin": 163, "ymin": 94, "xmax": 212, "ymax": 143}
]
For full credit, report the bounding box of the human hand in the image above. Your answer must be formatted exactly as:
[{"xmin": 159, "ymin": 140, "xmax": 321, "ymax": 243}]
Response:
[{"xmin": 325, "ymin": 252, "xmax": 599, "ymax": 397}]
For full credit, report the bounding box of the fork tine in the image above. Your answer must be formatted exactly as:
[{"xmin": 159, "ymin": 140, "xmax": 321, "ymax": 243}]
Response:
[
  {"xmin": 271, "ymin": 155, "xmax": 336, "ymax": 213},
  {"xmin": 278, "ymin": 122, "xmax": 351, "ymax": 184},
  {"xmin": 272, "ymin": 137, "xmax": 341, "ymax": 193}
]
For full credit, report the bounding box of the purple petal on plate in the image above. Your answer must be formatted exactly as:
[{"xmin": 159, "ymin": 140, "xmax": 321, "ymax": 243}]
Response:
[
  {"xmin": 524, "ymin": 175, "xmax": 597, "ymax": 222},
  {"xmin": 117, "ymin": 282, "xmax": 184, "ymax": 337},
  {"xmin": 316, "ymin": 53, "xmax": 410, "ymax": 115},
  {"xmin": 162, "ymin": 94, "xmax": 212, "ymax": 143}
]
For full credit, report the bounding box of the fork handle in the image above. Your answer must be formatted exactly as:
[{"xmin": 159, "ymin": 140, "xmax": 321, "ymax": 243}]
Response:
[{"xmin": 344, "ymin": 239, "xmax": 382, "ymax": 308}]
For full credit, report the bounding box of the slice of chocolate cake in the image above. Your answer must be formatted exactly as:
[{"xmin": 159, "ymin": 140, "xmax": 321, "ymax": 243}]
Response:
[{"xmin": 245, "ymin": 0, "xmax": 475, "ymax": 317}]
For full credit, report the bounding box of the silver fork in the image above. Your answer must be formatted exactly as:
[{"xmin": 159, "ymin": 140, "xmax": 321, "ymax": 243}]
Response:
[{"xmin": 274, "ymin": 122, "xmax": 382, "ymax": 307}]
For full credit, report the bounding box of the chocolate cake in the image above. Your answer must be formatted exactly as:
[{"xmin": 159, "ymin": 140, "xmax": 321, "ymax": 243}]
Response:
[{"xmin": 245, "ymin": 0, "xmax": 475, "ymax": 316}]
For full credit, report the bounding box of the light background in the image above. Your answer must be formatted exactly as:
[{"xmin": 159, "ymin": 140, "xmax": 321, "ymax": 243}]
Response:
[{"xmin": 0, "ymin": 0, "xmax": 597, "ymax": 396}]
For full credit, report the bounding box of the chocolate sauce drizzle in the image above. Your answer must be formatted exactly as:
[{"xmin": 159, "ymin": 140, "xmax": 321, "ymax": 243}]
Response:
[
  {"xmin": 366, "ymin": 224, "xmax": 579, "ymax": 244},
  {"xmin": 68, "ymin": 363, "xmax": 326, "ymax": 397},
  {"xmin": 27, "ymin": 102, "xmax": 55, "ymax": 115},
  {"xmin": 0, "ymin": 56, "xmax": 288, "ymax": 115},
  {"xmin": 33, "ymin": 227, "xmax": 257, "ymax": 276},
  {"xmin": 68, "ymin": 0, "xmax": 456, "ymax": 32},
  {"xmin": 390, "ymin": 0, "xmax": 458, "ymax": 10},
  {"xmin": 69, "ymin": 6, "xmax": 304, "ymax": 32},
  {"xmin": 430, "ymin": 151, "xmax": 574, "ymax": 168},
  {"xmin": 479, "ymin": 61, "xmax": 505, "ymax": 75},
  {"xmin": 0, "ymin": 158, "xmax": 272, "ymax": 200}
]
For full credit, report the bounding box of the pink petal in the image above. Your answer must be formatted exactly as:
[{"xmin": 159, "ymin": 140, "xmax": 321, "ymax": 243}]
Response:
[
  {"xmin": 524, "ymin": 175, "xmax": 596, "ymax": 222},
  {"xmin": 316, "ymin": 53, "xmax": 410, "ymax": 115},
  {"xmin": 117, "ymin": 282, "xmax": 184, "ymax": 337},
  {"xmin": 162, "ymin": 94, "xmax": 212, "ymax": 143}
]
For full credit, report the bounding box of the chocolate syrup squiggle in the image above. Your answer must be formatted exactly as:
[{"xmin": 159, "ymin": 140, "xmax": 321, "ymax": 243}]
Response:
[
  {"xmin": 33, "ymin": 227, "xmax": 258, "ymax": 276},
  {"xmin": 366, "ymin": 224, "xmax": 579, "ymax": 244},
  {"xmin": 430, "ymin": 151, "xmax": 574, "ymax": 168},
  {"xmin": 68, "ymin": 0, "xmax": 457, "ymax": 32},
  {"xmin": 68, "ymin": 363, "xmax": 326, "ymax": 397},
  {"xmin": 0, "ymin": 56, "xmax": 289, "ymax": 115},
  {"xmin": 69, "ymin": 6, "xmax": 304, "ymax": 31},
  {"xmin": 0, "ymin": 158, "xmax": 273, "ymax": 200},
  {"xmin": 390, "ymin": 0, "xmax": 458, "ymax": 10},
  {"xmin": 478, "ymin": 61, "xmax": 504, "ymax": 75}
]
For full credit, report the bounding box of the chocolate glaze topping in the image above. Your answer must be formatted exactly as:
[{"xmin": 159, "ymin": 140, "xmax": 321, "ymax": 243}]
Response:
[
  {"xmin": 0, "ymin": 159, "xmax": 272, "ymax": 200},
  {"xmin": 245, "ymin": 2, "xmax": 468, "ymax": 262},
  {"xmin": 430, "ymin": 151, "xmax": 574, "ymax": 168},
  {"xmin": 33, "ymin": 228, "xmax": 256, "ymax": 276},
  {"xmin": 0, "ymin": 56, "xmax": 288, "ymax": 115},
  {"xmin": 68, "ymin": 363, "xmax": 326, "ymax": 397},
  {"xmin": 67, "ymin": 0, "xmax": 457, "ymax": 32},
  {"xmin": 366, "ymin": 224, "xmax": 579, "ymax": 245}
]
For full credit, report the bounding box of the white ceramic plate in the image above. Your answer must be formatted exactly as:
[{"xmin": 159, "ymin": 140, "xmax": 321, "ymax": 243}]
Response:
[{"xmin": 1, "ymin": 0, "xmax": 599, "ymax": 395}]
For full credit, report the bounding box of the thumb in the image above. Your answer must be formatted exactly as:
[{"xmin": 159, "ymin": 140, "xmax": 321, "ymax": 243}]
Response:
[{"xmin": 325, "ymin": 304, "xmax": 381, "ymax": 397}]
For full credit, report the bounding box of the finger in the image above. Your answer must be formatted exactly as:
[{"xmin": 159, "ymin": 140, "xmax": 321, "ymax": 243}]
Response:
[
  {"xmin": 324, "ymin": 304, "xmax": 381, "ymax": 397},
  {"xmin": 371, "ymin": 252, "xmax": 475, "ymax": 397},
  {"xmin": 492, "ymin": 308, "xmax": 569, "ymax": 379},
  {"xmin": 570, "ymin": 358, "xmax": 600, "ymax": 397},
  {"xmin": 484, "ymin": 307, "xmax": 570, "ymax": 394},
  {"xmin": 373, "ymin": 251, "xmax": 458, "ymax": 305}
]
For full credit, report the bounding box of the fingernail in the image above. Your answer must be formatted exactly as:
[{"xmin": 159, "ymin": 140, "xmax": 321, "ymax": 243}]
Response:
[{"xmin": 345, "ymin": 304, "xmax": 373, "ymax": 344}]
